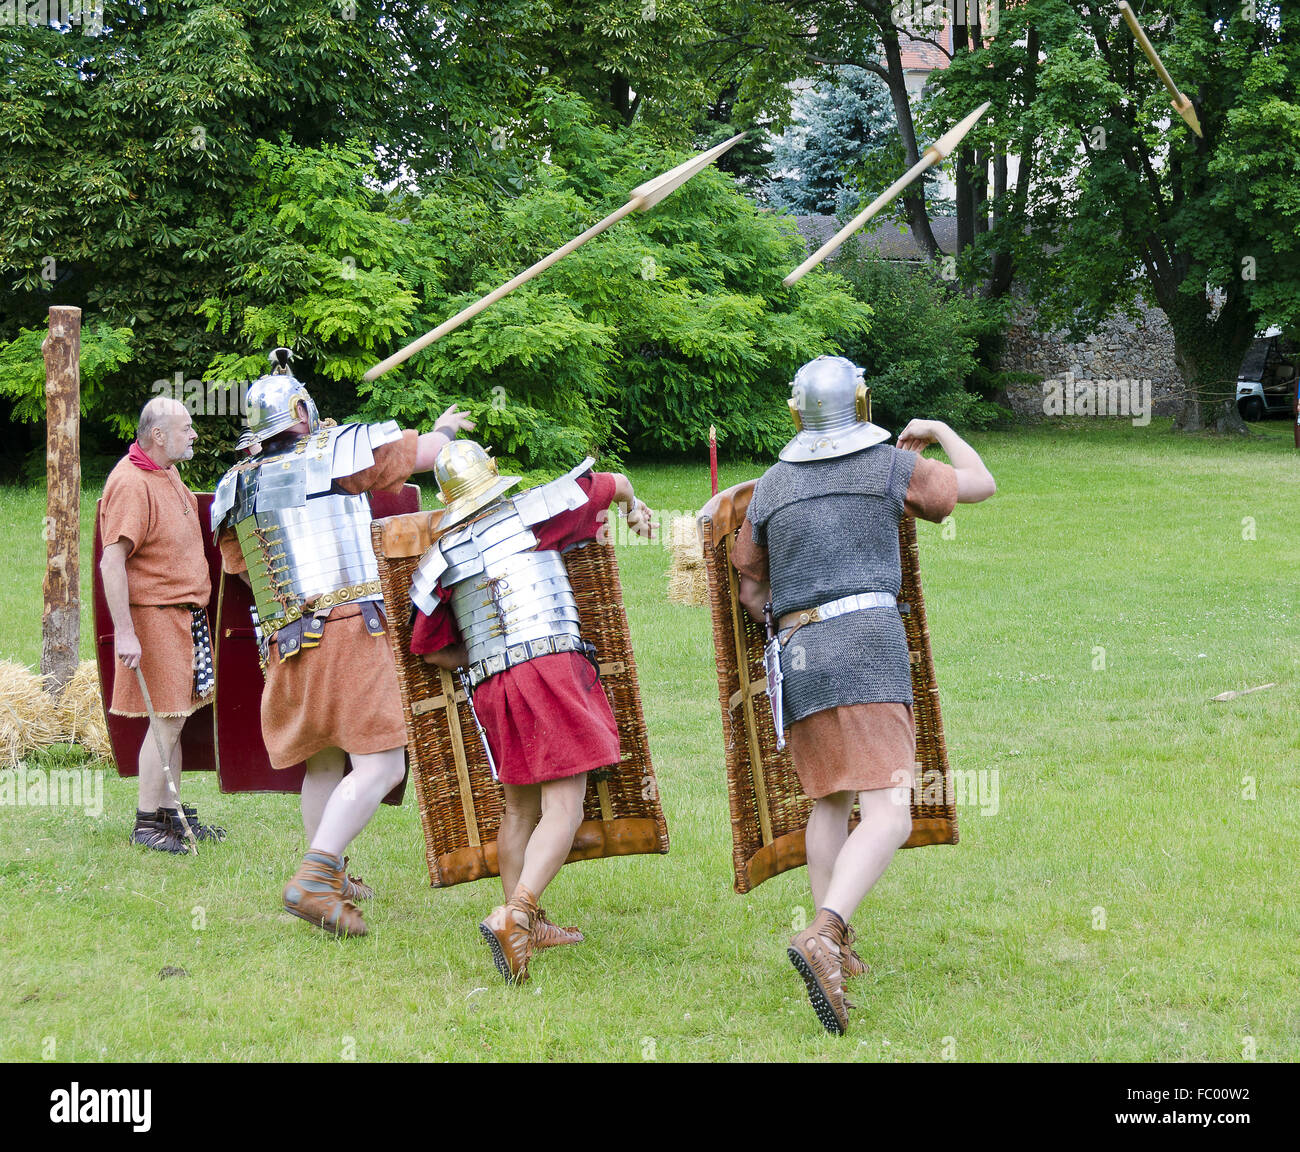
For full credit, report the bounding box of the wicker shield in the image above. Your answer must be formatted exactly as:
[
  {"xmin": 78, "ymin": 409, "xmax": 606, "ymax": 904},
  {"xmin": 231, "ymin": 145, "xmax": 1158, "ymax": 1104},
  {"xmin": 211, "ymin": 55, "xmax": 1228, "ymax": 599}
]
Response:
[
  {"xmin": 697, "ymin": 479, "xmax": 957, "ymax": 895},
  {"xmin": 372, "ymin": 510, "xmax": 669, "ymax": 888}
]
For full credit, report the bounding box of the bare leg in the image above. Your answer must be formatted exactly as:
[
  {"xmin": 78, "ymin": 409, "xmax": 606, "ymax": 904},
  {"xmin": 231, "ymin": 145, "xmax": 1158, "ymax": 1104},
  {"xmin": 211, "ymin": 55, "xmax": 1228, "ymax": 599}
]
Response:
[
  {"xmin": 805, "ymin": 791, "xmax": 855, "ymax": 907},
  {"xmin": 487, "ymin": 773, "xmax": 586, "ymax": 934},
  {"xmin": 308, "ymin": 747, "xmax": 406, "ymax": 859},
  {"xmin": 499, "ymin": 783, "xmax": 542, "ymax": 899},
  {"xmin": 516, "ymin": 773, "xmax": 586, "ymax": 898},
  {"xmin": 138, "ymin": 715, "xmax": 186, "ymax": 812},
  {"xmin": 301, "ymin": 747, "xmax": 346, "ymax": 842},
  {"xmin": 820, "ymin": 786, "xmax": 914, "ymax": 924}
]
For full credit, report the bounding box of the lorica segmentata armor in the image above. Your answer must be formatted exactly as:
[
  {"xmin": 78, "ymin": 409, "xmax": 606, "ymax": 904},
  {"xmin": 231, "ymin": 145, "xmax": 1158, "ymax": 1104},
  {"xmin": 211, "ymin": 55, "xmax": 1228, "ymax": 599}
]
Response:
[
  {"xmin": 212, "ymin": 421, "xmax": 403, "ymax": 650},
  {"xmin": 411, "ymin": 457, "xmax": 595, "ymax": 685}
]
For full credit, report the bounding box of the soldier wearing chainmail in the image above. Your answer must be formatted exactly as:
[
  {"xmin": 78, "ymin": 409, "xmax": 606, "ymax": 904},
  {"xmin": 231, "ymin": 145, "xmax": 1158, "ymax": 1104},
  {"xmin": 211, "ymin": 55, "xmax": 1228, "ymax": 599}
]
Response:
[
  {"xmin": 731, "ymin": 355, "xmax": 996, "ymax": 1036},
  {"xmin": 212, "ymin": 349, "xmax": 474, "ymax": 937},
  {"xmin": 409, "ymin": 440, "xmax": 653, "ymax": 984}
]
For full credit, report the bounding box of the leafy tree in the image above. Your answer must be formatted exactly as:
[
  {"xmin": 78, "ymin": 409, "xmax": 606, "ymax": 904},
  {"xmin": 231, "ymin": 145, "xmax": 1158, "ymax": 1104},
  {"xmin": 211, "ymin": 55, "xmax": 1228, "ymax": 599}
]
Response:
[
  {"xmin": 767, "ymin": 66, "xmax": 900, "ymax": 215},
  {"xmin": 926, "ymin": 0, "xmax": 1300, "ymax": 432}
]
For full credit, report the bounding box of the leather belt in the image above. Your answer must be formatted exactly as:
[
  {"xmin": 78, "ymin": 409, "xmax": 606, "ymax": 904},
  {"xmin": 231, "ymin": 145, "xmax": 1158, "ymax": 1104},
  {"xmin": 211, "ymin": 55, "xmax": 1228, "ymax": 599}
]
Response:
[
  {"xmin": 468, "ymin": 634, "xmax": 593, "ymax": 687},
  {"xmin": 267, "ymin": 579, "xmax": 384, "ymax": 630},
  {"xmin": 778, "ymin": 592, "xmax": 897, "ymax": 633}
]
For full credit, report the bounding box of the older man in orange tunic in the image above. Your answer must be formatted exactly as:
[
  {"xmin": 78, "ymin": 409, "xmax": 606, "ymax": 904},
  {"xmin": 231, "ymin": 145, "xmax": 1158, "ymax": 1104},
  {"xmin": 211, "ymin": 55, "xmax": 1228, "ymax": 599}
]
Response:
[{"xmin": 99, "ymin": 396, "xmax": 225, "ymax": 853}]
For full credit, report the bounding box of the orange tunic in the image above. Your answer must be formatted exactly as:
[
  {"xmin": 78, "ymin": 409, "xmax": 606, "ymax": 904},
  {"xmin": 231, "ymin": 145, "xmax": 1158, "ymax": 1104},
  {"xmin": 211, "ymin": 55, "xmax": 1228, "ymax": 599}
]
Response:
[
  {"xmin": 218, "ymin": 429, "xmax": 419, "ymax": 768},
  {"xmin": 731, "ymin": 453, "xmax": 958, "ymax": 798},
  {"xmin": 99, "ymin": 455, "xmax": 212, "ymax": 717}
]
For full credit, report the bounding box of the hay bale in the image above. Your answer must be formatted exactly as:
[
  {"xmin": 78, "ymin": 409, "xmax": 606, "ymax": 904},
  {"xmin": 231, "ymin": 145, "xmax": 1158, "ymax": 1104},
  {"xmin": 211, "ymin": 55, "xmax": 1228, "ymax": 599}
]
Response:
[
  {"xmin": 0, "ymin": 660, "xmax": 62, "ymax": 768},
  {"xmin": 667, "ymin": 515, "xmax": 709, "ymax": 606},
  {"xmin": 56, "ymin": 660, "xmax": 112, "ymax": 763}
]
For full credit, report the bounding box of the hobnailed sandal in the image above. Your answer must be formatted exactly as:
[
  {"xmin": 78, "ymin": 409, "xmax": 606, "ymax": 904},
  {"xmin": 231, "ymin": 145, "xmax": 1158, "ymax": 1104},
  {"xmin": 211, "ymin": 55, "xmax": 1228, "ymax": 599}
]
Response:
[
  {"xmin": 532, "ymin": 908, "xmax": 583, "ymax": 950},
  {"xmin": 181, "ymin": 804, "xmax": 226, "ymax": 842},
  {"xmin": 341, "ymin": 857, "xmax": 374, "ymax": 901},
  {"xmin": 788, "ymin": 908, "xmax": 853, "ymax": 1036},
  {"xmin": 479, "ymin": 885, "xmax": 538, "ymax": 984},
  {"xmin": 129, "ymin": 810, "xmax": 189, "ymax": 856},
  {"xmin": 283, "ymin": 851, "xmax": 368, "ymax": 938},
  {"xmin": 841, "ymin": 923, "xmax": 868, "ymax": 980}
]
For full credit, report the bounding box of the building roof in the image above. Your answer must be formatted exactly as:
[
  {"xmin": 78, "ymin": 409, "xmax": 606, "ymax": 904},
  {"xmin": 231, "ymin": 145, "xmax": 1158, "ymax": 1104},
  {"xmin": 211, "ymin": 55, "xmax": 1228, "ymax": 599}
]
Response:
[{"xmin": 794, "ymin": 215, "xmax": 959, "ymax": 260}]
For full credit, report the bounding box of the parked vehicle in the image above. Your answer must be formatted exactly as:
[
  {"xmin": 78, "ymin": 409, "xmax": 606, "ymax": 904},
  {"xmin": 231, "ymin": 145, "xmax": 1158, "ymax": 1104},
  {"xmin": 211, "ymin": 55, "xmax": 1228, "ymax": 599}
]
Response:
[{"xmin": 1236, "ymin": 333, "xmax": 1298, "ymax": 421}]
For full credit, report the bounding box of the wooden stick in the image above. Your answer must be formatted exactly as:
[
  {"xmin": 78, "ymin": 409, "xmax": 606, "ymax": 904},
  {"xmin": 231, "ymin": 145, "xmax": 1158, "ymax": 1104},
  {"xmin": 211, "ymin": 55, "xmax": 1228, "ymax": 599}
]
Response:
[
  {"xmin": 1118, "ymin": 2, "xmax": 1203, "ymax": 138},
  {"xmin": 1211, "ymin": 683, "xmax": 1276, "ymax": 703},
  {"xmin": 363, "ymin": 132, "xmax": 747, "ymax": 381},
  {"xmin": 133, "ymin": 667, "xmax": 198, "ymax": 855},
  {"xmin": 40, "ymin": 306, "xmax": 81, "ymax": 696},
  {"xmin": 784, "ymin": 103, "xmax": 990, "ymax": 286}
]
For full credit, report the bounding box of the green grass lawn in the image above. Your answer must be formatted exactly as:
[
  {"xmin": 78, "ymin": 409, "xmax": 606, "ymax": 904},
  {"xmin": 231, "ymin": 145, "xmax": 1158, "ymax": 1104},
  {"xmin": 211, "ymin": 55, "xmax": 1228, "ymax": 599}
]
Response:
[{"xmin": 2, "ymin": 418, "xmax": 1297, "ymax": 1062}]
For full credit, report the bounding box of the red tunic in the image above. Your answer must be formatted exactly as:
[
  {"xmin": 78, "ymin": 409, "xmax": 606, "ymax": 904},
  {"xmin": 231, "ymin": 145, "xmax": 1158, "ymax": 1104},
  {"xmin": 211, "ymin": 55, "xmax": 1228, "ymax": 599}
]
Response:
[{"xmin": 411, "ymin": 471, "xmax": 621, "ymax": 786}]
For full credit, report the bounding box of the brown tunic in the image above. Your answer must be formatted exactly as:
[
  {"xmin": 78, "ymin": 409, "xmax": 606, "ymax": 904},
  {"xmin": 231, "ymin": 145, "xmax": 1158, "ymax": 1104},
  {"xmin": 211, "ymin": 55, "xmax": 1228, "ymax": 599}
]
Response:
[
  {"xmin": 99, "ymin": 455, "xmax": 212, "ymax": 717},
  {"xmin": 731, "ymin": 453, "xmax": 958, "ymax": 798},
  {"xmin": 218, "ymin": 430, "xmax": 419, "ymax": 768}
]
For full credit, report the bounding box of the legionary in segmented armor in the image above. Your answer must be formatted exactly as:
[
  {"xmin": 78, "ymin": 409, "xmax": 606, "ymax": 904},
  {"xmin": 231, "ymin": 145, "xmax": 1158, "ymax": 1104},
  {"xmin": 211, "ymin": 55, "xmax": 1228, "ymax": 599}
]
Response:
[
  {"xmin": 729, "ymin": 354, "xmax": 997, "ymax": 1037},
  {"xmin": 212, "ymin": 347, "xmax": 475, "ymax": 939},
  {"xmin": 409, "ymin": 440, "xmax": 654, "ymax": 985}
]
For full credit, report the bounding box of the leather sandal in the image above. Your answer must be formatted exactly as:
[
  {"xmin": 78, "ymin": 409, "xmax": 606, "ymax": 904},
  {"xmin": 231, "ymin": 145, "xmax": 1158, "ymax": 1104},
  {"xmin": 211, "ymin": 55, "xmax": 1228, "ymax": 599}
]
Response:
[
  {"xmin": 788, "ymin": 908, "xmax": 852, "ymax": 1035},
  {"xmin": 130, "ymin": 810, "xmax": 189, "ymax": 856},
  {"xmin": 532, "ymin": 908, "xmax": 583, "ymax": 950},
  {"xmin": 283, "ymin": 851, "xmax": 368, "ymax": 938},
  {"xmin": 340, "ymin": 857, "xmax": 374, "ymax": 901},
  {"xmin": 479, "ymin": 885, "xmax": 538, "ymax": 984},
  {"xmin": 841, "ymin": 923, "xmax": 868, "ymax": 979}
]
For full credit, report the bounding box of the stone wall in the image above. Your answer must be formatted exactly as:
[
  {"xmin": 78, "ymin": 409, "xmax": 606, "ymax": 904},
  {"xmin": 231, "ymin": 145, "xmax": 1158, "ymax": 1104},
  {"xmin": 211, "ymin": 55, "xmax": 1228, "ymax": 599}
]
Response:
[{"xmin": 999, "ymin": 300, "xmax": 1185, "ymax": 420}]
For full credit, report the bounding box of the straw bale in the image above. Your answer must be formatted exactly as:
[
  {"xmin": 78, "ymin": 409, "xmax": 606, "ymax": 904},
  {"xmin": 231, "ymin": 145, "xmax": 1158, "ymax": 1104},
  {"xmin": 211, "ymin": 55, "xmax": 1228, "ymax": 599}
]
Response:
[
  {"xmin": 0, "ymin": 661, "xmax": 62, "ymax": 767},
  {"xmin": 56, "ymin": 660, "xmax": 112, "ymax": 763}
]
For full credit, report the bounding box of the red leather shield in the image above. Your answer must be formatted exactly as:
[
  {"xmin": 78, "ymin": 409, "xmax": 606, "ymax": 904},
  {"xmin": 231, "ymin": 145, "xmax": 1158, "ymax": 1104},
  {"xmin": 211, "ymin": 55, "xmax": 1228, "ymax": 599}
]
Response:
[
  {"xmin": 211, "ymin": 484, "xmax": 419, "ymax": 801},
  {"xmin": 93, "ymin": 494, "xmax": 218, "ymax": 778}
]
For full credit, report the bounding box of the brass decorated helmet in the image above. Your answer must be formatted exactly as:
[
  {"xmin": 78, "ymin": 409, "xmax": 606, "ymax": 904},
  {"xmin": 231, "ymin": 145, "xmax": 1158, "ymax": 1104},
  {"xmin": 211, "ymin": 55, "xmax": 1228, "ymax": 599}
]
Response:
[
  {"xmin": 243, "ymin": 348, "xmax": 320, "ymax": 446},
  {"xmin": 434, "ymin": 440, "xmax": 521, "ymax": 528},
  {"xmin": 779, "ymin": 355, "xmax": 891, "ymax": 462}
]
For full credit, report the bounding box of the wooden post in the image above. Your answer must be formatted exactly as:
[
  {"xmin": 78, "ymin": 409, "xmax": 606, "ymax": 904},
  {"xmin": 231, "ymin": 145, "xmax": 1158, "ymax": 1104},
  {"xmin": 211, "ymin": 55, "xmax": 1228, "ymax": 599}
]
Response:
[{"xmin": 41, "ymin": 306, "xmax": 81, "ymax": 696}]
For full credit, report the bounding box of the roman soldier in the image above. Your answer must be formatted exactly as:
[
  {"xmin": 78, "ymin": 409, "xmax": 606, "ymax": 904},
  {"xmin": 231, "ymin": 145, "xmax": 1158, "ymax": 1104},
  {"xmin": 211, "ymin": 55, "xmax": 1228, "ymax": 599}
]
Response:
[
  {"xmin": 409, "ymin": 441, "xmax": 653, "ymax": 983},
  {"xmin": 731, "ymin": 355, "xmax": 996, "ymax": 1035},
  {"xmin": 211, "ymin": 348, "xmax": 474, "ymax": 936}
]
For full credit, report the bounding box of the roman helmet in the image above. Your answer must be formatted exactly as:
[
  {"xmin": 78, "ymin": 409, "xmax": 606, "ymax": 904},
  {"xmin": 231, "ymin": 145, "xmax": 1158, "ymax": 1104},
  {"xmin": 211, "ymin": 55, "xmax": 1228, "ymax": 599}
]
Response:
[
  {"xmin": 241, "ymin": 348, "xmax": 320, "ymax": 450},
  {"xmin": 434, "ymin": 440, "xmax": 522, "ymax": 528},
  {"xmin": 779, "ymin": 355, "xmax": 891, "ymax": 462}
]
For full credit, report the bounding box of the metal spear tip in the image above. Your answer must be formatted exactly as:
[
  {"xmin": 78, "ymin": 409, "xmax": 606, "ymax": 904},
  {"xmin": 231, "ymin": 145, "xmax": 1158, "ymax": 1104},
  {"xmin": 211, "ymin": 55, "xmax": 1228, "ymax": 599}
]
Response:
[
  {"xmin": 630, "ymin": 131, "xmax": 747, "ymax": 211},
  {"xmin": 925, "ymin": 101, "xmax": 992, "ymax": 163},
  {"xmin": 1173, "ymin": 94, "xmax": 1203, "ymax": 138}
]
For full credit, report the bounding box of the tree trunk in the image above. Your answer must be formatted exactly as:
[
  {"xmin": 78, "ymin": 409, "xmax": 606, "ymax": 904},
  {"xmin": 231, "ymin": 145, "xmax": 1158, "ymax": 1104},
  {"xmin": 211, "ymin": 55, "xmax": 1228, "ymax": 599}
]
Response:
[
  {"xmin": 879, "ymin": 22, "xmax": 941, "ymax": 259},
  {"xmin": 41, "ymin": 306, "xmax": 82, "ymax": 695},
  {"xmin": 1165, "ymin": 296, "xmax": 1252, "ymax": 434}
]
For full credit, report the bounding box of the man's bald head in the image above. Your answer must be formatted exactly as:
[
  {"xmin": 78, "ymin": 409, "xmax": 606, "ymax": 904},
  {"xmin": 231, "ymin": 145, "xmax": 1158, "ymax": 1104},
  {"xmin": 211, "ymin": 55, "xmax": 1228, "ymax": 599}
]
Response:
[
  {"xmin": 137, "ymin": 396, "xmax": 186, "ymax": 445},
  {"xmin": 136, "ymin": 397, "xmax": 196, "ymax": 467}
]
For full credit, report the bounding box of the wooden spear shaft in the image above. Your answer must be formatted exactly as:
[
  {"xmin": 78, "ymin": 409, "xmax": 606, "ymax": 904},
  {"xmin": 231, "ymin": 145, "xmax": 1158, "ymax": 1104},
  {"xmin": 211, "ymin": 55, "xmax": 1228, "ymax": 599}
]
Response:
[
  {"xmin": 362, "ymin": 131, "xmax": 747, "ymax": 382},
  {"xmin": 1118, "ymin": 2, "xmax": 1203, "ymax": 137},
  {"xmin": 784, "ymin": 102, "xmax": 990, "ymax": 286},
  {"xmin": 363, "ymin": 198, "xmax": 641, "ymax": 381}
]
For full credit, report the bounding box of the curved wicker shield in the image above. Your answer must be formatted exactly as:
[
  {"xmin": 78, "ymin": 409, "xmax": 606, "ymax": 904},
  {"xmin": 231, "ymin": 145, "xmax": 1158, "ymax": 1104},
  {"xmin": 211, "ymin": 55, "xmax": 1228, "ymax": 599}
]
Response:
[
  {"xmin": 697, "ymin": 479, "xmax": 957, "ymax": 894},
  {"xmin": 372, "ymin": 511, "xmax": 669, "ymax": 888}
]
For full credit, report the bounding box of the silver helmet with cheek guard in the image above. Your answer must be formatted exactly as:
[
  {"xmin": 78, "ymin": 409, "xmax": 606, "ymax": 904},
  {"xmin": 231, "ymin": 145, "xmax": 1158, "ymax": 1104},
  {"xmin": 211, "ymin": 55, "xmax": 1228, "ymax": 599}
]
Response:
[{"xmin": 779, "ymin": 355, "xmax": 891, "ymax": 462}]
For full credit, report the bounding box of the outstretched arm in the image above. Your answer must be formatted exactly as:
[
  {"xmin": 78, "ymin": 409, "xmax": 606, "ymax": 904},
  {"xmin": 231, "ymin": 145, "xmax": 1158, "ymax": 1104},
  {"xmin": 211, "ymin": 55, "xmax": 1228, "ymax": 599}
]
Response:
[{"xmin": 413, "ymin": 404, "xmax": 477, "ymax": 473}]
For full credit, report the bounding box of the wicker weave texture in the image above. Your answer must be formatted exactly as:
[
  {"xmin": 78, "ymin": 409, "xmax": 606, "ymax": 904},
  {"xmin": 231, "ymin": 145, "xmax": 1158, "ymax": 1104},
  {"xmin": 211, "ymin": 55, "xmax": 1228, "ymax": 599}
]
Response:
[
  {"xmin": 698, "ymin": 480, "xmax": 957, "ymax": 894},
  {"xmin": 373, "ymin": 511, "xmax": 669, "ymax": 888}
]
